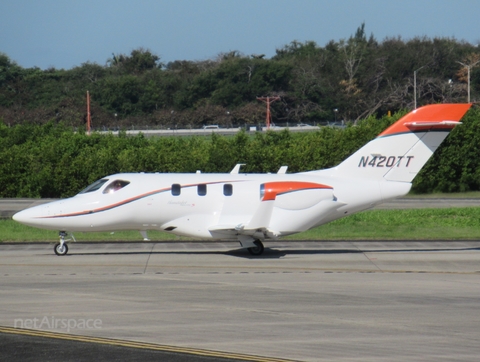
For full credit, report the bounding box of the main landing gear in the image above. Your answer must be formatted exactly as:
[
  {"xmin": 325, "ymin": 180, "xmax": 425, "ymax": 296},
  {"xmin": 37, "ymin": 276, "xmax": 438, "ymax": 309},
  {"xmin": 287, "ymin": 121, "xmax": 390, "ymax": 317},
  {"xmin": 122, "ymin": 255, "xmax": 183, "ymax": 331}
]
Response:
[
  {"xmin": 247, "ymin": 240, "xmax": 265, "ymax": 256},
  {"xmin": 54, "ymin": 231, "xmax": 70, "ymax": 256}
]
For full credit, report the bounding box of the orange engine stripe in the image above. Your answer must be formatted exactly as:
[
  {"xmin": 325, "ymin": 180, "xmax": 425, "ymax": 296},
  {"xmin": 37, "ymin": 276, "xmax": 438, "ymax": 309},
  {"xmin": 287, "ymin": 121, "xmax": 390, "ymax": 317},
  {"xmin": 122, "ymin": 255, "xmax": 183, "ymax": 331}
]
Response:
[{"xmin": 262, "ymin": 181, "xmax": 332, "ymax": 201}]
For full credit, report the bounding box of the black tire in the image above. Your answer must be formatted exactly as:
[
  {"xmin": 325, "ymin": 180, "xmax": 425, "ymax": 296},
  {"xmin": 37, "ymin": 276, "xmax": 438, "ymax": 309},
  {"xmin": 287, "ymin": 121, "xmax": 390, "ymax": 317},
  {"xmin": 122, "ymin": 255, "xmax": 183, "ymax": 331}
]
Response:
[
  {"xmin": 54, "ymin": 242, "xmax": 68, "ymax": 256},
  {"xmin": 247, "ymin": 240, "xmax": 264, "ymax": 256}
]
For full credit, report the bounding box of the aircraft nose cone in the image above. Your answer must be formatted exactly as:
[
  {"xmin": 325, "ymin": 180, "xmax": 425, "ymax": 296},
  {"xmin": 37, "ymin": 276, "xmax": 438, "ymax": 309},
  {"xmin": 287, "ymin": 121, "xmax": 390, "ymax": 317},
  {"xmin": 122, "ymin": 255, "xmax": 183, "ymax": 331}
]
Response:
[
  {"xmin": 12, "ymin": 209, "xmax": 32, "ymax": 224},
  {"xmin": 12, "ymin": 207, "xmax": 45, "ymax": 228}
]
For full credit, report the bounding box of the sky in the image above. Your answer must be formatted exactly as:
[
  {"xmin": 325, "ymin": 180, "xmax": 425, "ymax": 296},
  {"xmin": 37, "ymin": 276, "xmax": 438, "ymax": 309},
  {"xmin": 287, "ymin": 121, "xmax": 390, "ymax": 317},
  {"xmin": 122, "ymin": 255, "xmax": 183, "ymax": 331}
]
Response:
[{"xmin": 1, "ymin": 0, "xmax": 479, "ymax": 70}]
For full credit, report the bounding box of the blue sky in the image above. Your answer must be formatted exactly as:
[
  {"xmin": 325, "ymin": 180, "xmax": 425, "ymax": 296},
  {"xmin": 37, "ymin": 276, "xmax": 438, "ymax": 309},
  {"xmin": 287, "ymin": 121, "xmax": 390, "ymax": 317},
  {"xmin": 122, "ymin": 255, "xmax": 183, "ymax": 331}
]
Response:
[{"xmin": 1, "ymin": 0, "xmax": 479, "ymax": 70}]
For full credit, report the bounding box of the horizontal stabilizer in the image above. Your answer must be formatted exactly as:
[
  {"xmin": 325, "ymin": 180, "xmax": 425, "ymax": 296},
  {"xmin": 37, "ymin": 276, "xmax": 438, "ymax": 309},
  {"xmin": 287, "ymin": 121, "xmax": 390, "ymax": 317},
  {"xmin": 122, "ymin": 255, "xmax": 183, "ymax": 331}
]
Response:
[
  {"xmin": 403, "ymin": 120, "xmax": 461, "ymax": 129},
  {"xmin": 378, "ymin": 104, "xmax": 470, "ymax": 138}
]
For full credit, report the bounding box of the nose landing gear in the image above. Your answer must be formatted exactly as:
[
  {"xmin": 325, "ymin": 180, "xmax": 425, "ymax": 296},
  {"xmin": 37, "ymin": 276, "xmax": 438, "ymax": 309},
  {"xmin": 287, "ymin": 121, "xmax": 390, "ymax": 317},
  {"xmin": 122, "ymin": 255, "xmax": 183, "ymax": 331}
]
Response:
[{"xmin": 54, "ymin": 231, "xmax": 71, "ymax": 256}]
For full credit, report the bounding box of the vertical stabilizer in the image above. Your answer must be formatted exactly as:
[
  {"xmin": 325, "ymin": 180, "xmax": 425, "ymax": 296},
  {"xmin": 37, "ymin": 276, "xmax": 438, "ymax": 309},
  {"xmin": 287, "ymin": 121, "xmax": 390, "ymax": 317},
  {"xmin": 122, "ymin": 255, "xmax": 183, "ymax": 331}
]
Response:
[{"xmin": 331, "ymin": 104, "xmax": 471, "ymax": 182}]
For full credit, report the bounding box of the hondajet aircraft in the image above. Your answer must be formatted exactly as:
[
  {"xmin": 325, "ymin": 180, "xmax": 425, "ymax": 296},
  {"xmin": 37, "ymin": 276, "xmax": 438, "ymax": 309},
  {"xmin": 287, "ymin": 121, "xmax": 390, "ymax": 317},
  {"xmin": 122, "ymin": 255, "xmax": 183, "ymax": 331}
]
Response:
[{"xmin": 13, "ymin": 103, "xmax": 472, "ymax": 256}]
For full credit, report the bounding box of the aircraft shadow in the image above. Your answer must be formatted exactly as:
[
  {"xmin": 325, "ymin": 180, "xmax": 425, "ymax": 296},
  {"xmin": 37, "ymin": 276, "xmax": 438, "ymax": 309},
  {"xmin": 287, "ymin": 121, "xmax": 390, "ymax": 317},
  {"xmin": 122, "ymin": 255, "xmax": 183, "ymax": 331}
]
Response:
[
  {"xmin": 68, "ymin": 246, "xmax": 480, "ymax": 260},
  {"xmin": 230, "ymin": 247, "xmax": 480, "ymax": 259}
]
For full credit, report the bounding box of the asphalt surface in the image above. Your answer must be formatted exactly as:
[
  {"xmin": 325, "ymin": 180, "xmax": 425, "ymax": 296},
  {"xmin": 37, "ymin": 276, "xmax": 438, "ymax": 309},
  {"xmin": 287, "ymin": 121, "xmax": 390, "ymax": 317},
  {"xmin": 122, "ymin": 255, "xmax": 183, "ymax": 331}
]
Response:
[
  {"xmin": 0, "ymin": 329, "xmax": 246, "ymax": 362},
  {"xmin": 2, "ymin": 197, "xmax": 479, "ymax": 361},
  {"xmin": 1, "ymin": 241, "xmax": 480, "ymax": 361}
]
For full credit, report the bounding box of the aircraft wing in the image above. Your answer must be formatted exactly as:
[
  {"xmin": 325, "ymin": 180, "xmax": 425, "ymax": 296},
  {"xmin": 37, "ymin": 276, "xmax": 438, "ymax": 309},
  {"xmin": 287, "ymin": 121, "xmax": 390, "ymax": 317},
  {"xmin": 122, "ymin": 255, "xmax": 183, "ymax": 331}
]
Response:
[{"xmin": 209, "ymin": 199, "xmax": 280, "ymax": 239}]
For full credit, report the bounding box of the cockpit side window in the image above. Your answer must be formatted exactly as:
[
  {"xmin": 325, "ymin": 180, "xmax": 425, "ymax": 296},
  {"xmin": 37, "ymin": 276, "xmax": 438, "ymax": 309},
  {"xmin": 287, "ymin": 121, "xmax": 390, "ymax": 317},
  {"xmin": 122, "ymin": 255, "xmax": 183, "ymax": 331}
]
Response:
[
  {"xmin": 79, "ymin": 179, "xmax": 109, "ymax": 194},
  {"xmin": 103, "ymin": 180, "xmax": 130, "ymax": 194}
]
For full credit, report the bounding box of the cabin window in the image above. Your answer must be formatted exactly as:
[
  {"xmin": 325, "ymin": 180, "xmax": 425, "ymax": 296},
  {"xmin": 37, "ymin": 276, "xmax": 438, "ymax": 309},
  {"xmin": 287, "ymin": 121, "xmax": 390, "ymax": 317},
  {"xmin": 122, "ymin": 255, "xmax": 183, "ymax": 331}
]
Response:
[
  {"xmin": 198, "ymin": 184, "xmax": 207, "ymax": 196},
  {"xmin": 79, "ymin": 179, "xmax": 109, "ymax": 194},
  {"xmin": 224, "ymin": 184, "xmax": 233, "ymax": 196},
  {"xmin": 103, "ymin": 180, "xmax": 130, "ymax": 194},
  {"xmin": 171, "ymin": 183, "xmax": 181, "ymax": 196}
]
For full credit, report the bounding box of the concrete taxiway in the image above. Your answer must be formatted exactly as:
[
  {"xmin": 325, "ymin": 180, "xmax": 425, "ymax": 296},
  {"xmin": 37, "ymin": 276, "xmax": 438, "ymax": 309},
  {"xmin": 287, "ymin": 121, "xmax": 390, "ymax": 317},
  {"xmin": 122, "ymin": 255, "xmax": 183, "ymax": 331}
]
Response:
[{"xmin": 1, "ymin": 241, "xmax": 479, "ymax": 361}]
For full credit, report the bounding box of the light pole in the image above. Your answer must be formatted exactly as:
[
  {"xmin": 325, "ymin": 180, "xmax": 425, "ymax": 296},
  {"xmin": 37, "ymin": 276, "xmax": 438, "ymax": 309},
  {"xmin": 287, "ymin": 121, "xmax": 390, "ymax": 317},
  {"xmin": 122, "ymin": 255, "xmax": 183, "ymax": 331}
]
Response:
[
  {"xmin": 448, "ymin": 80, "xmax": 453, "ymax": 103},
  {"xmin": 456, "ymin": 60, "xmax": 480, "ymax": 103},
  {"xmin": 170, "ymin": 110, "xmax": 175, "ymax": 131},
  {"xmin": 226, "ymin": 111, "xmax": 231, "ymax": 128},
  {"xmin": 414, "ymin": 64, "xmax": 429, "ymax": 109}
]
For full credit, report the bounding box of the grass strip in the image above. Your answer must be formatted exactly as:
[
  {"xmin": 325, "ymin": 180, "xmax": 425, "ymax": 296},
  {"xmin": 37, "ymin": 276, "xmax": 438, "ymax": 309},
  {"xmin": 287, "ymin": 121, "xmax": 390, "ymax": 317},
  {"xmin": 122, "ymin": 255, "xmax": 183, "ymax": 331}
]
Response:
[
  {"xmin": 1, "ymin": 207, "xmax": 480, "ymax": 242},
  {"xmin": 285, "ymin": 207, "xmax": 480, "ymax": 240},
  {"xmin": 405, "ymin": 191, "xmax": 480, "ymax": 199}
]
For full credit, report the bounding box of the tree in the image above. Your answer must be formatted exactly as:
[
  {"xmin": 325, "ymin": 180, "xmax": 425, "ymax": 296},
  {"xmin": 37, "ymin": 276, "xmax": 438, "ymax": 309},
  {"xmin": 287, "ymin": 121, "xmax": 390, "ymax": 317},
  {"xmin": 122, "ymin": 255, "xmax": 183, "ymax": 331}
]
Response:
[{"xmin": 108, "ymin": 48, "xmax": 162, "ymax": 74}]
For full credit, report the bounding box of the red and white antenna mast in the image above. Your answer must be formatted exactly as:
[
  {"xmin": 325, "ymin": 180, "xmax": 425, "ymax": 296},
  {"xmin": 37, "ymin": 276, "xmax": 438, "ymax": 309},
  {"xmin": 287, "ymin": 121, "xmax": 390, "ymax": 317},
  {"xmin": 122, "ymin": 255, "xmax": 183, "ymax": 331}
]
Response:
[
  {"xmin": 257, "ymin": 96, "xmax": 280, "ymax": 129},
  {"xmin": 86, "ymin": 90, "xmax": 91, "ymax": 136}
]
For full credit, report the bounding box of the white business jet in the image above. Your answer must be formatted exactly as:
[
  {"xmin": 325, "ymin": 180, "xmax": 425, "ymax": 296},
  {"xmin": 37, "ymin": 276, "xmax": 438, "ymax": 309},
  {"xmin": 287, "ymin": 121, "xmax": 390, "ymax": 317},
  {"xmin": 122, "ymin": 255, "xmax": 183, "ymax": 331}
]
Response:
[{"xmin": 13, "ymin": 103, "xmax": 472, "ymax": 256}]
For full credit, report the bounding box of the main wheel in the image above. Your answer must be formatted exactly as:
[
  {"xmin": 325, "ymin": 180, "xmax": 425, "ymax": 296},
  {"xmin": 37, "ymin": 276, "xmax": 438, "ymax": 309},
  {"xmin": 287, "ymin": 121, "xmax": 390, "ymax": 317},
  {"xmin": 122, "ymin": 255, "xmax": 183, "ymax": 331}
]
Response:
[
  {"xmin": 54, "ymin": 242, "xmax": 68, "ymax": 256},
  {"xmin": 247, "ymin": 240, "xmax": 264, "ymax": 256}
]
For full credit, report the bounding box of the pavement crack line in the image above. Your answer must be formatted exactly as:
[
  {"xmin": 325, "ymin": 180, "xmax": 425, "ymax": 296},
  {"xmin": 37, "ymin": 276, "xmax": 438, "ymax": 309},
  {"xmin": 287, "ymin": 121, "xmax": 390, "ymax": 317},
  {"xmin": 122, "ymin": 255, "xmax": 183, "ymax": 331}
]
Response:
[
  {"xmin": 350, "ymin": 242, "xmax": 383, "ymax": 272},
  {"xmin": 143, "ymin": 243, "xmax": 155, "ymax": 274},
  {"xmin": 362, "ymin": 252, "xmax": 383, "ymax": 272}
]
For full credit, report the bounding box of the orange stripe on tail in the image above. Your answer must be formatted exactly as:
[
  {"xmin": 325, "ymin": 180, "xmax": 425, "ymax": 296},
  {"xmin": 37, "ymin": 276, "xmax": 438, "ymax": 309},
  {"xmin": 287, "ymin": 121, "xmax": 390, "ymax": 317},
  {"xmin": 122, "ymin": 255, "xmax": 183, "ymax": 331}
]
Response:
[{"xmin": 378, "ymin": 103, "xmax": 471, "ymax": 138}]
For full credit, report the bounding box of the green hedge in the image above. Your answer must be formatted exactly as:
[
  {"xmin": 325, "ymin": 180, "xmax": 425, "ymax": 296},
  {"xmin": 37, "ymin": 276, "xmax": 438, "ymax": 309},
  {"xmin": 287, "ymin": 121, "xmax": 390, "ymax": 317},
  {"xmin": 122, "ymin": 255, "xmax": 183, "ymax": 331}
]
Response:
[{"xmin": 1, "ymin": 108, "xmax": 479, "ymax": 198}]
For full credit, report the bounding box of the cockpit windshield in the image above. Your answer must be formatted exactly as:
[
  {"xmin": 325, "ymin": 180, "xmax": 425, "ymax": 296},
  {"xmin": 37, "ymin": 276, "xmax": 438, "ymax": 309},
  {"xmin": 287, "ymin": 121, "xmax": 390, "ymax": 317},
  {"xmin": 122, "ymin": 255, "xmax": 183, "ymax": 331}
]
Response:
[
  {"xmin": 103, "ymin": 180, "xmax": 130, "ymax": 194},
  {"xmin": 79, "ymin": 179, "xmax": 109, "ymax": 194}
]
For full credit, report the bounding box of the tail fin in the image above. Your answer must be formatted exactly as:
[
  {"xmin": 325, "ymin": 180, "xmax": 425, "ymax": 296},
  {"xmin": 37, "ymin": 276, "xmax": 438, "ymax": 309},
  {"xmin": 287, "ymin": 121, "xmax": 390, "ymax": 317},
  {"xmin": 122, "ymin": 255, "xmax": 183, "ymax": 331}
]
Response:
[{"xmin": 332, "ymin": 104, "xmax": 471, "ymax": 182}]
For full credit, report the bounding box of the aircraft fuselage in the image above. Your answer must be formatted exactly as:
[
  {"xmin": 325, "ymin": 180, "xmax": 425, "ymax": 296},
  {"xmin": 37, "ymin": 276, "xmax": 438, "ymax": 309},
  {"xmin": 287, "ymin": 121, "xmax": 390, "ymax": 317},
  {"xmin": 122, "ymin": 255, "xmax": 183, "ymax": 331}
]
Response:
[{"xmin": 13, "ymin": 171, "xmax": 409, "ymax": 239}]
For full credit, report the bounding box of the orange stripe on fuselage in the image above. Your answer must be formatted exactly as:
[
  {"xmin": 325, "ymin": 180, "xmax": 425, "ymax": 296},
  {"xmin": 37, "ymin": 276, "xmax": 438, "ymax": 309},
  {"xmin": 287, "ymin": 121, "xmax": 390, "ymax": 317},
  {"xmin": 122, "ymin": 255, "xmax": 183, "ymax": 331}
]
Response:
[
  {"xmin": 38, "ymin": 180, "xmax": 248, "ymax": 219},
  {"xmin": 261, "ymin": 181, "xmax": 332, "ymax": 201},
  {"xmin": 378, "ymin": 103, "xmax": 471, "ymax": 138}
]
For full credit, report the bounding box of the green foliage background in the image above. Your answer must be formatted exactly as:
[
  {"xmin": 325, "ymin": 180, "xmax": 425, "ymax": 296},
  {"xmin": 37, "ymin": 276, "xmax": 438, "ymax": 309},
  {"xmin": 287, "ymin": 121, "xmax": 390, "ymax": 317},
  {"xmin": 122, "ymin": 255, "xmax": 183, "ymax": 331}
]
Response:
[
  {"xmin": 1, "ymin": 107, "xmax": 479, "ymax": 198},
  {"xmin": 1, "ymin": 25, "xmax": 479, "ymax": 128},
  {"xmin": 1, "ymin": 24, "xmax": 480, "ymax": 198}
]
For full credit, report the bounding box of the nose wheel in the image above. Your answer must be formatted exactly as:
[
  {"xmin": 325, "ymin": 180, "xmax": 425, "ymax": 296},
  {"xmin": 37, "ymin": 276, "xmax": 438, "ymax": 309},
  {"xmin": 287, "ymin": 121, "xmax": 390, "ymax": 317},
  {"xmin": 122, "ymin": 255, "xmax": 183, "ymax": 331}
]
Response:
[
  {"xmin": 54, "ymin": 231, "xmax": 69, "ymax": 256},
  {"xmin": 54, "ymin": 242, "xmax": 69, "ymax": 256}
]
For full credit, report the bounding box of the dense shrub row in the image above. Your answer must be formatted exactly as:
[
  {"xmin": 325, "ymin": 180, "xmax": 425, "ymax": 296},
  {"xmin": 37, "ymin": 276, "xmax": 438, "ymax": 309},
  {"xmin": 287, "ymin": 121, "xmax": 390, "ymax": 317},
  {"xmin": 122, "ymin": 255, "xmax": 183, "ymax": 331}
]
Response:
[{"xmin": 1, "ymin": 107, "xmax": 479, "ymax": 198}]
